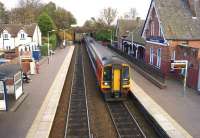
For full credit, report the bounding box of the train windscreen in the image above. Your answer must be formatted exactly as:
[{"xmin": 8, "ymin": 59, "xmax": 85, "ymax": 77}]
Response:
[
  {"xmin": 122, "ymin": 66, "xmax": 129, "ymax": 80},
  {"xmin": 103, "ymin": 66, "xmax": 112, "ymax": 82}
]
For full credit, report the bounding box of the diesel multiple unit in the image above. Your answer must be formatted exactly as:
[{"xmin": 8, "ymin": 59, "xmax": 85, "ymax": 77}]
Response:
[{"xmin": 84, "ymin": 37, "xmax": 130, "ymax": 101}]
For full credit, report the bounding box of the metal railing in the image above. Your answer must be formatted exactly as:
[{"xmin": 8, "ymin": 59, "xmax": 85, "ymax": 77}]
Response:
[{"xmin": 109, "ymin": 46, "xmax": 166, "ymax": 83}]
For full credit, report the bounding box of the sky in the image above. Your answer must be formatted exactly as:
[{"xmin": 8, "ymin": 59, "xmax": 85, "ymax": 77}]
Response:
[{"xmin": 0, "ymin": 0, "xmax": 151, "ymax": 26}]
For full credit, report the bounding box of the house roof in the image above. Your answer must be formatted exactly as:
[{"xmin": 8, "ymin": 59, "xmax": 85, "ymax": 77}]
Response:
[
  {"xmin": 116, "ymin": 19, "xmax": 144, "ymax": 37},
  {"xmin": 148, "ymin": 0, "xmax": 200, "ymax": 40},
  {"xmin": 0, "ymin": 23, "xmax": 37, "ymax": 37},
  {"xmin": 0, "ymin": 24, "xmax": 23, "ymax": 37},
  {"xmin": 0, "ymin": 64, "xmax": 21, "ymax": 79},
  {"xmin": 123, "ymin": 25, "xmax": 146, "ymax": 45},
  {"xmin": 24, "ymin": 23, "xmax": 37, "ymax": 37}
]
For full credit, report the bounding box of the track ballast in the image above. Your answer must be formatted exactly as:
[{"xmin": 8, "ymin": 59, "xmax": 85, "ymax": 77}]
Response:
[
  {"xmin": 65, "ymin": 45, "xmax": 91, "ymax": 138},
  {"xmin": 107, "ymin": 102, "xmax": 146, "ymax": 138}
]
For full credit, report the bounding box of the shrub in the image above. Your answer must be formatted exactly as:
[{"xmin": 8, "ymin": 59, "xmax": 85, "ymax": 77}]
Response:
[
  {"xmin": 95, "ymin": 30, "xmax": 111, "ymax": 42},
  {"xmin": 49, "ymin": 34, "xmax": 57, "ymax": 50},
  {"xmin": 40, "ymin": 44, "xmax": 48, "ymax": 56}
]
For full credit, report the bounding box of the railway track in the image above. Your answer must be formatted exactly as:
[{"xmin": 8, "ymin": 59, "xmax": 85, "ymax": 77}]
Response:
[
  {"xmin": 65, "ymin": 46, "xmax": 91, "ymax": 138},
  {"xmin": 107, "ymin": 102, "xmax": 146, "ymax": 138}
]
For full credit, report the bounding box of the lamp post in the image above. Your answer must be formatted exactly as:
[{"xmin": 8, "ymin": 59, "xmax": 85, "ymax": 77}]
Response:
[
  {"xmin": 48, "ymin": 29, "xmax": 56, "ymax": 64},
  {"xmin": 59, "ymin": 29, "xmax": 69, "ymax": 47},
  {"xmin": 126, "ymin": 31, "xmax": 133, "ymax": 55},
  {"xmin": 108, "ymin": 29, "xmax": 113, "ymax": 46}
]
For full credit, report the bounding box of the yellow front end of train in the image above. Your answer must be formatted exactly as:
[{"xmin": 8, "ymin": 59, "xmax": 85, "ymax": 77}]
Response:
[{"xmin": 101, "ymin": 64, "xmax": 130, "ymax": 101}]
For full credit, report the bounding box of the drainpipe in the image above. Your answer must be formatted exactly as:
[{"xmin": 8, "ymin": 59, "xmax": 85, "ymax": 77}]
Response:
[{"xmin": 136, "ymin": 45, "xmax": 138, "ymax": 59}]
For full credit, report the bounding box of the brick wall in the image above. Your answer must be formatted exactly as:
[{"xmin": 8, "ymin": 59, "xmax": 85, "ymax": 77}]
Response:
[
  {"xmin": 145, "ymin": 42, "xmax": 171, "ymax": 76},
  {"xmin": 169, "ymin": 40, "xmax": 200, "ymax": 89}
]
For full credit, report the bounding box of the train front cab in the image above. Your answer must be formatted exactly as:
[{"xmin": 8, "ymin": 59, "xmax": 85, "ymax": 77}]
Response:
[{"xmin": 101, "ymin": 64, "xmax": 130, "ymax": 101}]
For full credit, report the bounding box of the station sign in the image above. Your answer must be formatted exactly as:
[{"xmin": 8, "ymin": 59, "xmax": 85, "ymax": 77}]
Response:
[
  {"xmin": 14, "ymin": 72, "xmax": 23, "ymax": 100},
  {"xmin": 0, "ymin": 81, "xmax": 7, "ymax": 111},
  {"xmin": 171, "ymin": 60, "xmax": 188, "ymax": 70},
  {"xmin": 171, "ymin": 63, "xmax": 187, "ymax": 69},
  {"xmin": 170, "ymin": 60, "xmax": 188, "ymax": 97}
]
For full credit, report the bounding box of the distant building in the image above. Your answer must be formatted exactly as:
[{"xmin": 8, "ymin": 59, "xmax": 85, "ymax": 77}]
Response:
[
  {"xmin": 142, "ymin": 0, "xmax": 200, "ymax": 90},
  {"xmin": 0, "ymin": 23, "xmax": 42, "ymax": 51},
  {"xmin": 115, "ymin": 18, "xmax": 144, "ymax": 49}
]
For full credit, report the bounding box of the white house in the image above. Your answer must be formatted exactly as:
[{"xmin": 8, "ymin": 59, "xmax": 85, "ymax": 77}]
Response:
[{"xmin": 0, "ymin": 23, "xmax": 42, "ymax": 51}]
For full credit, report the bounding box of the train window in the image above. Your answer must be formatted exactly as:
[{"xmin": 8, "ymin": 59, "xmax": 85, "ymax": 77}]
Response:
[
  {"xmin": 122, "ymin": 66, "xmax": 129, "ymax": 80},
  {"xmin": 103, "ymin": 66, "xmax": 112, "ymax": 82}
]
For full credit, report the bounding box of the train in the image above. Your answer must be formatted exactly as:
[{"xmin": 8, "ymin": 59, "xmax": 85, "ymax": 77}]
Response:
[{"xmin": 84, "ymin": 36, "xmax": 130, "ymax": 101}]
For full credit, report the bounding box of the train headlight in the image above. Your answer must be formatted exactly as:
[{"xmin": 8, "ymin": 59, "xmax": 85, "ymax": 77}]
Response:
[
  {"xmin": 123, "ymin": 81, "xmax": 130, "ymax": 85},
  {"xmin": 104, "ymin": 82, "xmax": 108, "ymax": 86}
]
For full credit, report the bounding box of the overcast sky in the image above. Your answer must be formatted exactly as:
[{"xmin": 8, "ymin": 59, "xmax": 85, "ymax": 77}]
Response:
[{"xmin": 0, "ymin": 0, "xmax": 151, "ymax": 26}]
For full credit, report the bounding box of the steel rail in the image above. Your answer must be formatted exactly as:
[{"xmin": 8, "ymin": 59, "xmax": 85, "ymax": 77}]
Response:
[
  {"xmin": 64, "ymin": 45, "xmax": 91, "ymax": 138},
  {"xmin": 107, "ymin": 102, "xmax": 146, "ymax": 138}
]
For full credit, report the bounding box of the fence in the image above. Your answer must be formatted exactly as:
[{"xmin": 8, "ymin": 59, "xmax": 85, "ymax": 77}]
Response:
[{"xmin": 109, "ymin": 46, "xmax": 166, "ymax": 83}]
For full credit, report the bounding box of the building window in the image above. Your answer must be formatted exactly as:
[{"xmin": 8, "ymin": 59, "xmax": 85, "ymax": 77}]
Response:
[
  {"xmin": 150, "ymin": 48, "xmax": 154, "ymax": 64},
  {"xmin": 150, "ymin": 21, "xmax": 155, "ymax": 36},
  {"xmin": 20, "ymin": 49, "xmax": 23, "ymax": 55},
  {"xmin": 4, "ymin": 34, "xmax": 8, "ymax": 40},
  {"xmin": 171, "ymin": 50, "xmax": 176, "ymax": 61},
  {"xmin": 159, "ymin": 27, "xmax": 162, "ymax": 37},
  {"xmin": 157, "ymin": 48, "xmax": 161, "ymax": 68},
  {"xmin": 181, "ymin": 41, "xmax": 188, "ymax": 45},
  {"xmin": 181, "ymin": 69, "xmax": 186, "ymax": 76},
  {"xmin": 21, "ymin": 33, "xmax": 25, "ymax": 40}
]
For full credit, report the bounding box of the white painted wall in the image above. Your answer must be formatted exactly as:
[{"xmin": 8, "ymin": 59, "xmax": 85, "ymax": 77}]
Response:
[
  {"xmin": 3, "ymin": 30, "xmax": 15, "ymax": 50},
  {"xmin": 0, "ymin": 25, "xmax": 42, "ymax": 50},
  {"xmin": 18, "ymin": 42, "xmax": 38, "ymax": 54},
  {"xmin": 32, "ymin": 25, "xmax": 42, "ymax": 46},
  {"xmin": 0, "ymin": 33, "xmax": 3, "ymax": 50},
  {"xmin": 15, "ymin": 29, "xmax": 31, "ymax": 47}
]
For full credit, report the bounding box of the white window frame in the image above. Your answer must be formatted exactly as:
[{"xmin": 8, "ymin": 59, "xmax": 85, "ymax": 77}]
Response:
[
  {"xmin": 150, "ymin": 48, "xmax": 154, "ymax": 64},
  {"xmin": 4, "ymin": 34, "xmax": 8, "ymax": 40},
  {"xmin": 20, "ymin": 33, "xmax": 25, "ymax": 40},
  {"xmin": 181, "ymin": 69, "xmax": 186, "ymax": 76},
  {"xmin": 157, "ymin": 48, "xmax": 161, "ymax": 68},
  {"xmin": 171, "ymin": 50, "xmax": 176, "ymax": 61}
]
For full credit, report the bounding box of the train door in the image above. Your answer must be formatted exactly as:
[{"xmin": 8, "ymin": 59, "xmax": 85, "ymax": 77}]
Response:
[{"xmin": 112, "ymin": 69, "xmax": 121, "ymax": 92}]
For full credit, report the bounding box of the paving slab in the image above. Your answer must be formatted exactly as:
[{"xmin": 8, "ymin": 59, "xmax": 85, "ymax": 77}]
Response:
[
  {"xmin": 0, "ymin": 47, "xmax": 73, "ymax": 138},
  {"xmin": 130, "ymin": 67, "xmax": 200, "ymax": 137},
  {"xmin": 26, "ymin": 46, "xmax": 74, "ymax": 138},
  {"xmin": 130, "ymin": 79, "xmax": 192, "ymax": 138}
]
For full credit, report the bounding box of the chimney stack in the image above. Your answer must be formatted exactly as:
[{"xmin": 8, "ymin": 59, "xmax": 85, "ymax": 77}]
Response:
[{"xmin": 188, "ymin": 0, "xmax": 200, "ymax": 17}]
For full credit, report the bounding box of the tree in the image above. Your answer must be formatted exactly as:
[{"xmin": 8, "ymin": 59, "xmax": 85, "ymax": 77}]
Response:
[
  {"xmin": 54, "ymin": 7, "xmax": 76, "ymax": 29},
  {"xmin": 8, "ymin": 0, "xmax": 43, "ymax": 24},
  {"xmin": 123, "ymin": 8, "xmax": 137, "ymax": 19},
  {"xmin": 42, "ymin": 2, "xmax": 56, "ymax": 19},
  {"xmin": 37, "ymin": 12, "xmax": 55, "ymax": 36},
  {"xmin": 0, "ymin": 2, "xmax": 8, "ymax": 23},
  {"xmin": 100, "ymin": 7, "xmax": 117, "ymax": 26}
]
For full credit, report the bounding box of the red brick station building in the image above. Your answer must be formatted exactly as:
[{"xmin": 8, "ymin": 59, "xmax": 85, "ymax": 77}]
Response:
[{"xmin": 116, "ymin": 0, "xmax": 200, "ymax": 91}]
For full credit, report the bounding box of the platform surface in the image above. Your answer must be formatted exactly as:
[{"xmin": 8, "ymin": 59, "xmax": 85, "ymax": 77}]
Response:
[
  {"xmin": 26, "ymin": 46, "xmax": 74, "ymax": 138},
  {"xmin": 0, "ymin": 47, "xmax": 73, "ymax": 138},
  {"xmin": 130, "ymin": 67, "xmax": 196, "ymax": 137}
]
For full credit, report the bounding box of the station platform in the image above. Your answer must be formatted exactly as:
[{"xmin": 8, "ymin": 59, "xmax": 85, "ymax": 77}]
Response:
[
  {"xmin": 129, "ymin": 65, "xmax": 200, "ymax": 137},
  {"xmin": 26, "ymin": 46, "xmax": 74, "ymax": 138},
  {"xmin": 108, "ymin": 46, "xmax": 199, "ymax": 137}
]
